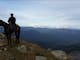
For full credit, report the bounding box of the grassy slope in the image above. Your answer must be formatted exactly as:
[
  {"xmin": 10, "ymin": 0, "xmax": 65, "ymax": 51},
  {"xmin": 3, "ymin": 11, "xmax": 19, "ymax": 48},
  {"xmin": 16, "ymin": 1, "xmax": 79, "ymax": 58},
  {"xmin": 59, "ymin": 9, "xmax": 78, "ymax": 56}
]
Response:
[
  {"xmin": 0, "ymin": 33, "xmax": 57, "ymax": 60},
  {"xmin": 7, "ymin": 40, "xmax": 57, "ymax": 60}
]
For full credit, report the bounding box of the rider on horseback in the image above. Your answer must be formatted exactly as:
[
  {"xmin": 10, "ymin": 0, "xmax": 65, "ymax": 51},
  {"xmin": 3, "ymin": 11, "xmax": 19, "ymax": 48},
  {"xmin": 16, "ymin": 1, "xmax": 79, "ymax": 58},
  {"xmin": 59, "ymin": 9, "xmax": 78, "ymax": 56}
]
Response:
[{"xmin": 8, "ymin": 13, "xmax": 16, "ymax": 31}]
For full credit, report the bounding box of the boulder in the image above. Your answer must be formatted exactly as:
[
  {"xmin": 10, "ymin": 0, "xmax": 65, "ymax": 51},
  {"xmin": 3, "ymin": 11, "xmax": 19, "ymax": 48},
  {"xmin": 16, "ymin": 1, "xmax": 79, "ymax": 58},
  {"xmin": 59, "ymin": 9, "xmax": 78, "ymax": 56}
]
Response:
[
  {"xmin": 35, "ymin": 56, "xmax": 47, "ymax": 60},
  {"xmin": 51, "ymin": 50, "xmax": 67, "ymax": 60},
  {"xmin": 4, "ymin": 47, "xmax": 7, "ymax": 51},
  {"xmin": 17, "ymin": 45, "xmax": 27, "ymax": 53}
]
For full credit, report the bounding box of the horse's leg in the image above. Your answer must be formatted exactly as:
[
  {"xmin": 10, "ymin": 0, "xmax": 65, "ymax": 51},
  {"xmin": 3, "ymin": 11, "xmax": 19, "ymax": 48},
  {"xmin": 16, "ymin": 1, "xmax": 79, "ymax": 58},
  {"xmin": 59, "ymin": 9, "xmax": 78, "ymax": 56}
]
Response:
[
  {"xmin": 15, "ymin": 29, "xmax": 20, "ymax": 44},
  {"xmin": 7, "ymin": 34, "xmax": 11, "ymax": 46},
  {"xmin": 6, "ymin": 34, "xmax": 9, "ymax": 45}
]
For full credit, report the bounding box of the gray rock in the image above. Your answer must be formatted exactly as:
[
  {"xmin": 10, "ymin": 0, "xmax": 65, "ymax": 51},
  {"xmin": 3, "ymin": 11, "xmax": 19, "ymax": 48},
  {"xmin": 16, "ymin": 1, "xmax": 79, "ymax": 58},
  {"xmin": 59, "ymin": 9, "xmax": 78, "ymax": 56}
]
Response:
[
  {"xmin": 35, "ymin": 56, "xmax": 47, "ymax": 60},
  {"xmin": 4, "ymin": 47, "xmax": 7, "ymax": 51},
  {"xmin": 17, "ymin": 45, "xmax": 27, "ymax": 53},
  {"xmin": 51, "ymin": 50, "xmax": 67, "ymax": 60}
]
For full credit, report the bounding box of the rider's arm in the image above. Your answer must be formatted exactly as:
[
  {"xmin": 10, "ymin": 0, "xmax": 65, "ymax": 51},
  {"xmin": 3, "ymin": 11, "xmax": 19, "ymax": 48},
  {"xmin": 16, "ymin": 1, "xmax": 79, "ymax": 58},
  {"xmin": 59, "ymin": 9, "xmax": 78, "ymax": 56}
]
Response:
[{"xmin": 8, "ymin": 17, "xmax": 10, "ymax": 23}]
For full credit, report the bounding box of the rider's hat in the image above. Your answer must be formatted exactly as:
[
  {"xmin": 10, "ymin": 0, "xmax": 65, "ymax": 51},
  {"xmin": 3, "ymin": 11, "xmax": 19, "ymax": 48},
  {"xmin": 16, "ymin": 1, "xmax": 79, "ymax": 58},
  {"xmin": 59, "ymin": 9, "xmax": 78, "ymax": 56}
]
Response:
[{"xmin": 10, "ymin": 13, "xmax": 14, "ymax": 16}]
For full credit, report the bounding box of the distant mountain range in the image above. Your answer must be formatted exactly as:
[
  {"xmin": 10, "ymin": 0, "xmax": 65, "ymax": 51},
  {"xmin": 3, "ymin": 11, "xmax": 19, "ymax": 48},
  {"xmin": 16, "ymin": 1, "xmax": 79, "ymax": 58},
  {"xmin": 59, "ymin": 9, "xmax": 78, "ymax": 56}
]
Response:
[
  {"xmin": 0, "ymin": 27, "xmax": 80, "ymax": 52},
  {"xmin": 20, "ymin": 27, "xmax": 80, "ymax": 52}
]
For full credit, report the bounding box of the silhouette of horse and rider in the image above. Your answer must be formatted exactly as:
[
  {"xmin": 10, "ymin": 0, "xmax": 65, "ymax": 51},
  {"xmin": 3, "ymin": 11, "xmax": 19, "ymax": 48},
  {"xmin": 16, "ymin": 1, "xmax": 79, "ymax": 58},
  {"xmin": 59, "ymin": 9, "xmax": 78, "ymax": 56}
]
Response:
[{"xmin": 0, "ymin": 13, "xmax": 20, "ymax": 45}]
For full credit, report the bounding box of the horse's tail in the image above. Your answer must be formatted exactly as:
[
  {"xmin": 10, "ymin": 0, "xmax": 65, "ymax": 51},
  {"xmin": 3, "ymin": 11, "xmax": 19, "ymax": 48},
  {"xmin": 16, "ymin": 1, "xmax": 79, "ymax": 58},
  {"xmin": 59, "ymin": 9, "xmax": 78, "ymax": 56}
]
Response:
[{"xmin": 16, "ymin": 24, "xmax": 20, "ymax": 32}]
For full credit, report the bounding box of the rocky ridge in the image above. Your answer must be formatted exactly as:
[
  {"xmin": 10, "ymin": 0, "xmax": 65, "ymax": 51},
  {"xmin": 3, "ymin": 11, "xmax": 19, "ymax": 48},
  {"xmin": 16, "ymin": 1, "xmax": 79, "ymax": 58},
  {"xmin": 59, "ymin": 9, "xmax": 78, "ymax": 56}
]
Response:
[{"xmin": 0, "ymin": 33, "xmax": 57, "ymax": 60}]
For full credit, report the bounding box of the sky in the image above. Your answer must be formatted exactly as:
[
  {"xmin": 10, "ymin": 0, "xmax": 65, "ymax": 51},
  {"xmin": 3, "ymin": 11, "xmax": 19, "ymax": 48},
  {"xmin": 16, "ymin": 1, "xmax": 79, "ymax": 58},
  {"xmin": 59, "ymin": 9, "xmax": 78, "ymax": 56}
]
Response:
[{"xmin": 0, "ymin": 0, "xmax": 80, "ymax": 29}]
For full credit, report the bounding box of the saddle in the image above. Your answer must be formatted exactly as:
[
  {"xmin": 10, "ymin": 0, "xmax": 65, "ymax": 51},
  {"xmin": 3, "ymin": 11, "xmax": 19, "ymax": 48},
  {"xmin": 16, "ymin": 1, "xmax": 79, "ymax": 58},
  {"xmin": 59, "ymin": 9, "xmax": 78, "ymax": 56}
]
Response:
[{"xmin": 9, "ymin": 24, "xmax": 16, "ymax": 31}]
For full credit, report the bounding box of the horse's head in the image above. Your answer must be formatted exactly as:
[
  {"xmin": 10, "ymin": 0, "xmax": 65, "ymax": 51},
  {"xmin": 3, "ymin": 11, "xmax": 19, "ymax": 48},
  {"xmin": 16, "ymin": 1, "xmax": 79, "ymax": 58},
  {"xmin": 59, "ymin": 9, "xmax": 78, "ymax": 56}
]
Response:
[
  {"xmin": 0, "ymin": 20, "xmax": 8, "ymax": 26},
  {"xmin": 0, "ymin": 20, "xmax": 4, "ymax": 26}
]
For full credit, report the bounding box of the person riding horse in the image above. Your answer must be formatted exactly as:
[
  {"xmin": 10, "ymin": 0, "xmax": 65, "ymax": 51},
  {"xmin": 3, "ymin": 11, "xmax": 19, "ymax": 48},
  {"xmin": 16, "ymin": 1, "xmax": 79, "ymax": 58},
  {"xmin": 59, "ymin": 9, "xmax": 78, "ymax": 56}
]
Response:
[
  {"xmin": 8, "ymin": 13, "xmax": 16, "ymax": 31},
  {"xmin": 7, "ymin": 13, "xmax": 20, "ymax": 45},
  {"xmin": 0, "ymin": 13, "xmax": 20, "ymax": 46}
]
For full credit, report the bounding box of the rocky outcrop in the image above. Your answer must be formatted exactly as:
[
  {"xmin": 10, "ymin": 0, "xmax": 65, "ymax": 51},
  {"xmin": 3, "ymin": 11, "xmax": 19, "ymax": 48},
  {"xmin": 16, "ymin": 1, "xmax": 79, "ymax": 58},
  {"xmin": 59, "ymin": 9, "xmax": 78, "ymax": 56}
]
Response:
[
  {"xmin": 17, "ymin": 45, "xmax": 27, "ymax": 53},
  {"xmin": 51, "ymin": 50, "xmax": 67, "ymax": 60},
  {"xmin": 0, "ymin": 33, "xmax": 56, "ymax": 60}
]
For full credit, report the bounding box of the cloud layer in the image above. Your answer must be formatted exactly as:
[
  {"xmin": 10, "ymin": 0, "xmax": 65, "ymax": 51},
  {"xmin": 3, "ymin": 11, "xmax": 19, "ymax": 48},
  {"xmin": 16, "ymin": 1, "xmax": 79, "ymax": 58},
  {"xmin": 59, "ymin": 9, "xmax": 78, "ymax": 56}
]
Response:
[{"xmin": 0, "ymin": 0, "xmax": 80, "ymax": 29}]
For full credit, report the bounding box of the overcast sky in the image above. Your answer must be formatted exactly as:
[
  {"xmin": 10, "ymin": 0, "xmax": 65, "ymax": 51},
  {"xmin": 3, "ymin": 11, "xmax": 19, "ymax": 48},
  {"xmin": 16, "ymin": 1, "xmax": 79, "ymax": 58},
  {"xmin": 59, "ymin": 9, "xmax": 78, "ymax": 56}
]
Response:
[{"xmin": 0, "ymin": 0, "xmax": 80, "ymax": 29}]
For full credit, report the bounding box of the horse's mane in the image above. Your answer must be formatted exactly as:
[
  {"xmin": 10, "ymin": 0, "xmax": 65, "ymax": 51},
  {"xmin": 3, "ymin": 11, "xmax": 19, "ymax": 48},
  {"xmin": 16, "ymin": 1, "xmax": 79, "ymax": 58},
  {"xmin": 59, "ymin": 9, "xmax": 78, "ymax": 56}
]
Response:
[
  {"xmin": 0, "ymin": 20, "xmax": 8, "ymax": 25},
  {"xmin": 0, "ymin": 20, "xmax": 20, "ymax": 28}
]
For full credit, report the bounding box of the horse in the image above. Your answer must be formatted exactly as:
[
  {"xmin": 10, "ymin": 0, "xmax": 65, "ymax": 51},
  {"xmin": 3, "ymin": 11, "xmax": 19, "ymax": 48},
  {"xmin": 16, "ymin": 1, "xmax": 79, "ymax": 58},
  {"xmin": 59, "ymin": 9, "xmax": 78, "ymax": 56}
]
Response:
[{"xmin": 0, "ymin": 20, "xmax": 20, "ymax": 45}]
